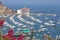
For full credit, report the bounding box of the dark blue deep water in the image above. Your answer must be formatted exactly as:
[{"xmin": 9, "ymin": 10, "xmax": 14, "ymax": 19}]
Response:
[{"xmin": 8, "ymin": 5, "xmax": 60, "ymax": 13}]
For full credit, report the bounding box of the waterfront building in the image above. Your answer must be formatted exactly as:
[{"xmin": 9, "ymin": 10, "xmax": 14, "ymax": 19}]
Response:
[
  {"xmin": 17, "ymin": 9, "xmax": 22, "ymax": 14},
  {"xmin": 17, "ymin": 7, "xmax": 30, "ymax": 15}
]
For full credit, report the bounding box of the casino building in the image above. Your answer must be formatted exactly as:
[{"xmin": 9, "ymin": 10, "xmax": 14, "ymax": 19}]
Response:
[{"xmin": 17, "ymin": 7, "xmax": 30, "ymax": 15}]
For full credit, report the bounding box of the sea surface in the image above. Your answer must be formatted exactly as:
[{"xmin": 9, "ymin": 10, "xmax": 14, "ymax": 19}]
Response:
[
  {"xmin": 1, "ymin": 6, "xmax": 60, "ymax": 40},
  {"xmin": 9, "ymin": 6, "xmax": 60, "ymax": 13}
]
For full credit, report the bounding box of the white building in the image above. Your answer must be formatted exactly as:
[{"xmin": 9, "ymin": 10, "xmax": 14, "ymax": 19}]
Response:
[
  {"xmin": 17, "ymin": 9, "xmax": 22, "ymax": 15},
  {"xmin": 17, "ymin": 7, "xmax": 30, "ymax": 15}
]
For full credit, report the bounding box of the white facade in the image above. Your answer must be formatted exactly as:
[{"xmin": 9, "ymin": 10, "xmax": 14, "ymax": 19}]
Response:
[
  {"xmin": 17, "ymin": 7, "xmax": 30, "ymax": 15},
  {"xmin": 17, "ymin": 9, "xmax": 22, "ymax": 14}
]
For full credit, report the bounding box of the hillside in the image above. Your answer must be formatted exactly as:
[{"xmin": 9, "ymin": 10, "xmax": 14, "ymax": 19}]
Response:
[{"xmin": 0, "ymin": 2, "xmax": 14, "ymax": 15}]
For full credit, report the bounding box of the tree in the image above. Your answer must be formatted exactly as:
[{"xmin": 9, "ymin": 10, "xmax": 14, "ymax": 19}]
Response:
[
  {"xmin": 2, "ymin": 29, "xmax": 16, "ymax": 40},
  {"xmin": 0, "ymin": 19, "xmax": 5, "ymax": 27},
  {"xmin": 7, "ymin": 29, "xmax": 14, "ymax": 37}
]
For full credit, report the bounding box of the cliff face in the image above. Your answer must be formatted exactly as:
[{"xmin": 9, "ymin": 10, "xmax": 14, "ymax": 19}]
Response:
[{"xmin": 0, "ymin": 2, "xmax": 14, "ymax": 15}]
